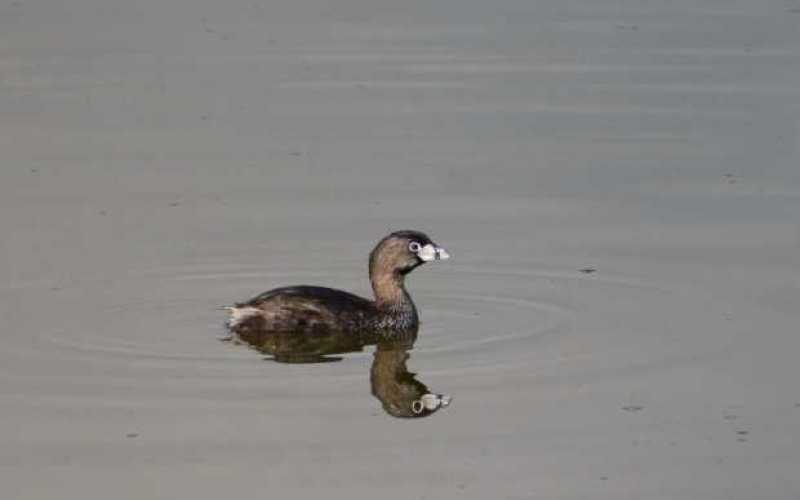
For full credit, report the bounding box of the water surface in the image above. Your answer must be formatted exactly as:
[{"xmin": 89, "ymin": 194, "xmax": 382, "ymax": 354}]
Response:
[{"xmin": 2, "ymin": 0, "xmax": 799, "ymax": 498}]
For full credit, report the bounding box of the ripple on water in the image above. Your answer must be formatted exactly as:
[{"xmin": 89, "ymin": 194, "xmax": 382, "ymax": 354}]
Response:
[
  {"xmin": 19, "ymin": 260, "xmax": 717, "ymax": 386},
  {"xmin": 410, "ymin": 261, "xmax": 702, "ymax": 376}
]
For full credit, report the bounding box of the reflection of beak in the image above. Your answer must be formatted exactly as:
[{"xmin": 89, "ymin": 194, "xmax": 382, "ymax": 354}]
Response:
[
  {"xmin": 412, "ymin": 393, "xmax": 452, "ymax": 414},
  {"xmin": 418, "ymin": 244, "xmax": 451, "ymax": 262}
]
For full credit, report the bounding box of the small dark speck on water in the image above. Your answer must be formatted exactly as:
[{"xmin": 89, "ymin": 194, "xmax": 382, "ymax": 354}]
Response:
[
  {"xmin": 600, "ymin": 476, "xmax": 609, "ymax": 481},
  {"xmin": 580, "ymin": 268, "xmax": 596, "ymax": 274},
  {"xmin": 622, "ymin": 405, "xmax": 644, "ymax": 413},
  {"xmin": 736, "ymin": 430, "xmax": 749, "ymax": 436},
  {"xmin": 169, "ymin": 202, "xmax": 180, "ymax": 207},
  {"xmin": 126, "ymin": 432, "xmax": 139, "ymax": 438},
  {"xmin": 30, "ymin": 168, "xmax": 38, "ymax": 173},
  {"xmin": 98, "ymin": 210, "xmax": 108, "ymax": 216}
]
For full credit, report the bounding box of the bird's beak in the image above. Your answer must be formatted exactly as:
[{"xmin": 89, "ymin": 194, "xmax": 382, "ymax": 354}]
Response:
[{"xmin": 418, "ymin": 243, "xmax": 450, "ymax": 262}]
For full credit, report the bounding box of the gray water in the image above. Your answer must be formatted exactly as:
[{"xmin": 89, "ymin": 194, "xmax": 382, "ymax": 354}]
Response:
[{"xmin": 2, "ymin": 0, "xmax": 799, "ymax": 498}]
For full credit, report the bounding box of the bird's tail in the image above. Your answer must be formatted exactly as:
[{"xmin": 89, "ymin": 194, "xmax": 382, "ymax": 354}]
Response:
[{"xmin": 221, "ymin": 305, "xmax": 261, "ymax": 329}]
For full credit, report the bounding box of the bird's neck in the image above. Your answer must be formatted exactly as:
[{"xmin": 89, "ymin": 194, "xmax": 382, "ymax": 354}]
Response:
[{"xmin": 370, "ymin": 269, "xmax": 415, "ymax": 314}]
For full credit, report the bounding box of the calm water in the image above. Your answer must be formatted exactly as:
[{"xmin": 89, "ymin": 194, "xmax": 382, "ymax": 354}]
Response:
[{"xmin": 2, "ymin": 0, "xmax": 799, "ymax": 498}]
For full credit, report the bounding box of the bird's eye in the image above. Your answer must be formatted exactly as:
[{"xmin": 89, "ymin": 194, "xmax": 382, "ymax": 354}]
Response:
[{"xmin": 408, "ymin": 241, "xmax": 422, "ymax": 253}]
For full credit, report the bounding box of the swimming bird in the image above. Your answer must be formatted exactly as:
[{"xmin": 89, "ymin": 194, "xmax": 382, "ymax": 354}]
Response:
[{"xmin": 224, "ymin": 230, "xmax": 449, "ymax": 341}]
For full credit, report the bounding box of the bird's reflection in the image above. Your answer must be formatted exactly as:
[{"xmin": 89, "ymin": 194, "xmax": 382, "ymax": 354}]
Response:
[
  {"xmin": 228, "ymin": 328, "xmax": 450, "ymax": 418},
  {"xmin": 370, "ymin": 339, "xmax": 451, "ymax": 418}
]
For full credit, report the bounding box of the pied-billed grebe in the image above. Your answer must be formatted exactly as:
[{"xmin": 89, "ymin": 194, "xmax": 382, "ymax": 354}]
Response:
[{"xmin": 225, "ymin": 230, "xmax": 449, "ymax": 339}]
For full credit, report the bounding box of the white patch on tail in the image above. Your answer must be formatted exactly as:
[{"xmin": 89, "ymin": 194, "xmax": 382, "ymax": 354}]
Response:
[{"xmin": 225, "ymin": 306, "xmax": 261, "ymax": 328}]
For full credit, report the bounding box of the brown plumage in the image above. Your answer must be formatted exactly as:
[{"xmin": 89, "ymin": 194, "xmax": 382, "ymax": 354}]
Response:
[{"xmin": 225, "ymin": 230, "xmax": 449, "ymax": 341}]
